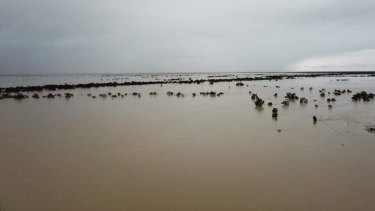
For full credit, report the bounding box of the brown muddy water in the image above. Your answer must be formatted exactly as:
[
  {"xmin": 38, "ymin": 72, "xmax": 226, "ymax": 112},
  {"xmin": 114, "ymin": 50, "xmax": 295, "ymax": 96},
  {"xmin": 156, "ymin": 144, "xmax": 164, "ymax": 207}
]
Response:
[{"xmin": 0, "ymin": 76, "xmax": 375, "ymax": 210}]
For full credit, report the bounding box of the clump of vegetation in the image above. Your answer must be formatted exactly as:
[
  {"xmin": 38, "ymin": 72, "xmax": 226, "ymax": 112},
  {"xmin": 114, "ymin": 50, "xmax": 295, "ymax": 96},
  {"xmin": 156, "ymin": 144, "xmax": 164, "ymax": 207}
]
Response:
[
  {"xmin": 65, "ymin": 93, "xmax": 73, "ymax": 98},
  {"xmin": 366, "ymin": 125, "xmax": 375, "ymax": 133},
  {"xmin": 352, "ymin": 91, "xmax": 374, "ymax": 101},
  {"xmin": 199, "ymin": 91, "xmax": 223, "ymax": 97},
  {"xmin": 131, "ymin": 92, "xmax": 141, "ymax": 97},
  {"xmin": 236, "ymin": 82, "xmax": 244, "ymax": 86},
  {"xmin": 299, "ymin": 97, "xmax": 308, "ymax": 104},
  {"xmin": 272, "ymin": 108, "xmax": 278, "ymax": 118},
  {"xmin": 13, "ymin": 93, "xmax": 28, "ymax": 100},
  {"xmin": 319, "ymin": 89, "xmax": 326, "ymax": 97},
  {"xmin": 327, "ymin": 98, "xmax": 336, "ymax": 102},
  {"xmin": 176, "ymin": 92, "xmax": 184, "ymax": 97},
  {"xmin": 167, "ymin": 91, "xmax": 174, "ymax": 96},
  {"xmin": 251, "ymin": 94, "xmax": 264, "ymax": 107},
  {"xmin": 333, "ymin": 89, "xmax": 346, "ymax": 95},
  {"xmin": 281, "ymin": 101, "xmax": 289, "ymax": 106},
  {"xmin": 255, "ymin": 98, "xmax": 264, "ymax": 107},
  {"xmin": 285, "ymin": 92, "xmax": 298, "ymax": 100}
]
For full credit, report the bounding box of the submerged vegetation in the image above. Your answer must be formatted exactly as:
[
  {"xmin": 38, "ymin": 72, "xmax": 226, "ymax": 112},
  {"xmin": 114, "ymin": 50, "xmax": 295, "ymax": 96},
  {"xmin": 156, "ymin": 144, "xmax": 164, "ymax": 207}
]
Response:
[
  {"xmin": 1, "ymin": 73, "xmax": 374, "ymax": 134},
  {"xmin": 352, "ymin": 91, "xmax": 375, "ymax": 101},
  {"xmin": 255, "ymin": 97, "xmax": 265, "ymax": 107},
  {"xmin": 1, "ymin": 72, "xmax": 374, "ymax": 94}
]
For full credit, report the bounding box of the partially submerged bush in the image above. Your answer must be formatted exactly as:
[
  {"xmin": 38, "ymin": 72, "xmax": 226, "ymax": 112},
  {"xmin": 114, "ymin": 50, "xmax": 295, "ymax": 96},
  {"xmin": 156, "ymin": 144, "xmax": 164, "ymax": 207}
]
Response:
[
  {"xmin": 352, "ymin": 91, "xmax": 374, "ymax": 101},
  {"xmin": 281, "ymin": 101, "xmax": 289, "ymax": 106},
  {"xmin": 285, "ymin": 92, "xmax": 298, "ymax": 100},
  {"xmin": 254, "ymin": 98, "xmax": 264, "ymax": 107},
  {"xmin": 299, "ymin": 97, "xmax": 308, "ymax": 104},
  {"xmin": 272, "ymin": 108, "xmax": 278, "ymax": 118}
]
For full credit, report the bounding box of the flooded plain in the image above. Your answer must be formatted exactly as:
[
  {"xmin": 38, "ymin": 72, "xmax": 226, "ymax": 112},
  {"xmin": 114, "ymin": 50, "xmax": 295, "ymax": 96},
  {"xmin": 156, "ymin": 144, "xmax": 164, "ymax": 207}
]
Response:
[{"xmin": 0, "ymin": 75, "xmax": 375, "ymax": 210}]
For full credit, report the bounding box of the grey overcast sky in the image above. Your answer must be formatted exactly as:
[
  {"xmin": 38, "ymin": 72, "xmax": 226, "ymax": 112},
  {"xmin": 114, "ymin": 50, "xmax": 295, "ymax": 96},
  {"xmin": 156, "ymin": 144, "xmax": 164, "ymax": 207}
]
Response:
[{"xmin": 1, "ymin": 0, "xmax": 375, "ymax": 74}]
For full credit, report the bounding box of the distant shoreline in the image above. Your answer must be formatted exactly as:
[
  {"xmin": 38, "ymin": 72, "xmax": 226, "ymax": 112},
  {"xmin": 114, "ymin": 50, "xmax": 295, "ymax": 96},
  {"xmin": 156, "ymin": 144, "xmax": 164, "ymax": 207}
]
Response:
[
  {"xmin": 1, "ymin": 71, "xmax": 375, "ymax": 77},
  {"xmin": 1, "ymin": 72, "xmax": 374, "ymax": 93}
]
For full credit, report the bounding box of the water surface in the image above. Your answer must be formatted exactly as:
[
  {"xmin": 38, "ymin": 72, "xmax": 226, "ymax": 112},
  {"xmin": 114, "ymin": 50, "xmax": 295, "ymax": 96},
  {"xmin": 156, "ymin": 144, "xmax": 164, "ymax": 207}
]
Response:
[{"xmin": 0, "ymin": 76, "xmax": 375, "ymax": 210}]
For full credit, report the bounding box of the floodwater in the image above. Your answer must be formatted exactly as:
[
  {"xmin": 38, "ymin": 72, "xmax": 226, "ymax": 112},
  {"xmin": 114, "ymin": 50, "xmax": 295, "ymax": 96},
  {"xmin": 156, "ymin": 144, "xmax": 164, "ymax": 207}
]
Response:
[{"xmin": 0, "ymin": 75, "xmax": 375, "ymax": 210}]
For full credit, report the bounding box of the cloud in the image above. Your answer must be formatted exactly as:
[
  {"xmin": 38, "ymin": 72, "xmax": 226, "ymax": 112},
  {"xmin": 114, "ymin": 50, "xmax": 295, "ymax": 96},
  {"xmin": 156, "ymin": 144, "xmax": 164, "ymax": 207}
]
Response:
[
  {"xmin": 292, "ymin": 49, "xmax": 375, "ymax": 72},
  {"xmin": 1, "ymin": 0, "xmax": 375, "ymax": 74}
]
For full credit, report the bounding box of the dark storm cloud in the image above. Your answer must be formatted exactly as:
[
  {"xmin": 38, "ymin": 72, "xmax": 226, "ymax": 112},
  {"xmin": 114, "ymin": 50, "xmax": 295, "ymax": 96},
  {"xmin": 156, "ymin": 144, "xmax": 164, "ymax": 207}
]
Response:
[{"xmin": 1, "ymin": 0, "xmax": 375, "ymax": 74}]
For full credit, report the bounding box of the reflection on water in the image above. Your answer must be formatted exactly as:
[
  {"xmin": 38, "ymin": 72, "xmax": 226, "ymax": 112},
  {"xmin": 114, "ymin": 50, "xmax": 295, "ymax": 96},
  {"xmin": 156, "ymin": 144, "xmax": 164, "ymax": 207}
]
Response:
[{"xmin": 0, "ymin": 76, "xmax": 375, "ymax": 210}]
